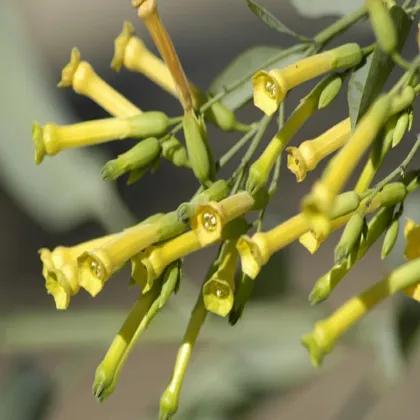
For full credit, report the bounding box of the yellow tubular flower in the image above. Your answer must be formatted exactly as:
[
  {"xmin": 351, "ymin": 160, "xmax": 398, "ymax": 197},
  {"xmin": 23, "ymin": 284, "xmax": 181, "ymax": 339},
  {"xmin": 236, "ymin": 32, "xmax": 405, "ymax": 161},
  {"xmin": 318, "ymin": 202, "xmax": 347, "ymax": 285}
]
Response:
[
  {"xmin": 39, "ymin": 234, "xmax": 116, "ymax": 310},
  {"xmin": 301, "ymin": 95, "xmax": 391, "ymax": 238},
  {"xmin": 191, "ymin": 192, "xmax": 255, "ymax": 246},
  {"xmin": 354, "ymin": 115, "xmax": 397, "ymax": 194},
  {"xmin": 58, "ymin": 48, "xmax": 141, "ymax": 118},
  {"xmin": 160, "ymin": 294, "xmax": 207, "ymax": 419},
  {"xmin": 93, "ymin": 284, "xmax": 161, "ymax": 402},
  {"xmin": 287, "ymin": 118, "xmax": 351, "ymax": 182},
  {"xmin": 134, "ymin": 0, "xmax": 194, "ymax": 111},
  {"xmin": 237, "ymin": 213, "xmax": 309, "ymax": 280},
  {"xmin": 402, "ymin": 218, "xmax": 420, "ymax": 301},
  {"xmin": 132, "ymin": 231, "xmax": 202, "ymax": 293},
  {"xmin": 246, "ymin": 73, "xmax": 342, "ymax": 194},
  {"xmin": 302, "ymin": 257, "xmax": 420, "ymax": 367},
  {"xmin": 77, "ymin": 214, "xmax": 182, "ymax": 297},
  {"xmin": 202, "ymin": 240, "xmax": 238, "ymax": 317},
  {"xmin": 111, "ymin": 21, "xmax": 181, "ymax": 99},
  {"xmin": 32, "ymin": 112, "xmax": 169, "ymax": 164},
  {"xmin": 239, "ymin": 190, "xmax": 363, "ymax": 278},
  {"xmin": 252, "ymin": 43, "xmax": 363, "ymax": 115}
]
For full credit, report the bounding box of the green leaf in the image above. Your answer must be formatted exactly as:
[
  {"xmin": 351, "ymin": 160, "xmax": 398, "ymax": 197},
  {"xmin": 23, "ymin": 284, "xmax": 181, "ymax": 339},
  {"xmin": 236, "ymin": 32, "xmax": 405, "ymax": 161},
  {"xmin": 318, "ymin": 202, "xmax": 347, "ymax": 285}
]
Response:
[
  {"xmin": 208, "ymin": 46, "xmax": 304, "ymax": 110},
  {"xmin": 347, "ymin": 5, "xmax": 412, "ymax": 130},
  {"xmin": 246, "ymin": 0, "xmax": 311, "ymax": 42},
  {"xmin": 289, "ymin": 0, "xmax": 363, "ymax": 18}
]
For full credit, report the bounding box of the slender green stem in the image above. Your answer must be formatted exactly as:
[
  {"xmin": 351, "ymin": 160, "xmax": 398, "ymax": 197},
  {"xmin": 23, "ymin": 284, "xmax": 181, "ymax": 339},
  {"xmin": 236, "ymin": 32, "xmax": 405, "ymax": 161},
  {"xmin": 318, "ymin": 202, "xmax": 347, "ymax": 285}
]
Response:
[
  {"xmin": 314, "ymin": 5, "xmax": 368, "ymax": 46},
  {"xmin": 392, "ymin": 52, "xmax": 412, "ymax": 71},
  {"xmin": 362, "ymin": 43, "xmax": 376, "ymax": 56},
  {"xmin": 218, "ymin": 124, "xmax": 259, "ymax": 169},
  {"xmin": 390, "ymin": 54, "xmax": 420, "ymax": 95},
  {"xmin": 230, "ymin": 114, "xmax": 273, "ymax": 193},
  {"xmin": 268, "ymin": 102, "xmax": 285, "ymax": 196},
  {"xmin": 363, "ymin": 135, "xmax": 420, "ymax": 213},
  {"xmin": 168, "ymin": 116, "xmax": 184, "ymax": 126}
]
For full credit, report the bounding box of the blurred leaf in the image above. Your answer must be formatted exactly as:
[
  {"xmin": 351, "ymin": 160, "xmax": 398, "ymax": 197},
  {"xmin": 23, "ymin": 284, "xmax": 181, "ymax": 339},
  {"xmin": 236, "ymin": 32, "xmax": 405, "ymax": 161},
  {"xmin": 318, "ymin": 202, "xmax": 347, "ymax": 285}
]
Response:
[
  {"xmin": 246, "ymin": 0, "xmax": 311, "ymax": 42},
  {"xmin": 347, "ymin": 5, "xmax": 412, "ymax": 130},
  {"xmin": 0, "ymin": 359, "xmax": 54, "ymax": 420},
  {"xmin": 288, "ymin": 0, "xmax": 364, "ymax": 18},
  {"xmin": 208, "ymin": 46, "xmax": 304, "ymax": 110},
  {"xmin": 0, "ymin": 0, "xmax": 135, "ymax": 234}
]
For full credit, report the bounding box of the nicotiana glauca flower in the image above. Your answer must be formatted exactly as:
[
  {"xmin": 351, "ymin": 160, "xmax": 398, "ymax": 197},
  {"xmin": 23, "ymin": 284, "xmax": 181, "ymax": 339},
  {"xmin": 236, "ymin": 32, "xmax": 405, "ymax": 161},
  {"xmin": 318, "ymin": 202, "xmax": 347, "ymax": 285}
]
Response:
[
  {"xmin": 202, "ymin": 240, "xmax": 238, "ymax": 317},
  {"xmin": 246, "ymin": 74, "xmax": 345, "ymax": 195},
  {"xmin": 252, "ymin": 43, "xmax": 363, "ymax": 115},
  {"xmin": 39, "ymin": 234, "xmax": 117, "ymax": 310},
  {"xmin": 58, "ymin": 48, "xmax": 141, "ymax": 118},
  {"xmin": 287, "ymin": 118, "xmax": 350, "ymax": 182},
  {"xmin": 302, "ymin": 258, "xmax": 420, "ymax": 367},
  {"xmin": 191, "ymin": 192, "xmax": 255, "ymax": 246},
  {"xmin": 302, "ymin": 86, "xmax": 415, "ymax": 238},
  {"xmin": 32, "ymin": 112, "xmax": 169, "ymax": 164},
  {"xmin": 78, "ymin": 212, "xmax": 185, "ymax": 296}
]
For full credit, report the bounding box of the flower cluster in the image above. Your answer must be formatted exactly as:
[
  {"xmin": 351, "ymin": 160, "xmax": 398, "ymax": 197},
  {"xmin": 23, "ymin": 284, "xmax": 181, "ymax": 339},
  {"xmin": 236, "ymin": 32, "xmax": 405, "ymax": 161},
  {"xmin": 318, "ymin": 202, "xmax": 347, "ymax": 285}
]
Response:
[{"xmin": 33, "ymin": 0, "xmax": 420, "ymax": 418}]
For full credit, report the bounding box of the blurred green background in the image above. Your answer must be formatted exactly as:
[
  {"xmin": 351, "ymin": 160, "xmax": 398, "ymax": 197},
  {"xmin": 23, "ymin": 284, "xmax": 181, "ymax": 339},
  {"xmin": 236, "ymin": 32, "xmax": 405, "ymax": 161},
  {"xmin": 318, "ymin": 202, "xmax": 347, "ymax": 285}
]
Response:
[{"xmin": 2, "ymin": 0, "xmax": 420, "ymax": 419}]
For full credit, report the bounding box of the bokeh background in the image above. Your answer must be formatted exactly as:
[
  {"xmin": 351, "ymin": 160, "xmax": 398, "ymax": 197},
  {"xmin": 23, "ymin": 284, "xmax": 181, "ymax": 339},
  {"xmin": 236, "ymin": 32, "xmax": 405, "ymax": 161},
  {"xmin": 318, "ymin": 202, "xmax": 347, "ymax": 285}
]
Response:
[{"xmin": 2, "ymin": 0, "xmax": 420, "ymax": 419}]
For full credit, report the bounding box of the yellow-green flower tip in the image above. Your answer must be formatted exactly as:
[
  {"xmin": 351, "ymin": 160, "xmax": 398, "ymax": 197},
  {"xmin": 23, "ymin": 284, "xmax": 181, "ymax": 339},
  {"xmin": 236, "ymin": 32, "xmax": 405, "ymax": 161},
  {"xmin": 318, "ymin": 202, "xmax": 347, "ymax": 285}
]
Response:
[
  {"xmin": 111, "ymin": 21, "xmax": 135, "ymax": 71},
  {"xmin": 77, "ymin": 250, "xmax": 111, "ymax": 297},
  {"xmin": 191, "ymin": 202, "xmax": 224, "ymax": 246},
  {"xmin": 159, "ymin": 387, "xmax": 178, "ymax": 420},
  {"xmin": 32, "ymin": 121, "xmax": 46, "ymax": 165},
  {"xmin": 252, "ymin": 70, "xmax": 286, "ymax": 116},
  {"xmin": 308, "ymin": 278, "xmax": 330, "ymax": 305},
  {"xmin": 100, "ymin": 160, "xmax": 124, "ymax": 181},
  {"xmin": 58, "ymin": 47, "xmax": 81, "ymax": 88},
  {"xmin": 301, "ymin": 334, "xmax": 325, "ymax": 368},
  {"xmin": 236, "ymin": 235, "xmax": 263, "ymax": 280},
  {"xmin": 45, "ymin": 269, "xmax": 72, "ymax": 310},
  {"xmin": 93, "ymin": 364, "xmax": 115, "ymax": 402},
  {"xmin": 202, "ymin": 278, "xmax": 234, "ymax": 317},
  {"xmin": 286, "ymin": 146, "xmax": 308, "ymax": 182},
  {"xmin": 246, "ymin": 160, "xmax": 269, "ymax": 195}
]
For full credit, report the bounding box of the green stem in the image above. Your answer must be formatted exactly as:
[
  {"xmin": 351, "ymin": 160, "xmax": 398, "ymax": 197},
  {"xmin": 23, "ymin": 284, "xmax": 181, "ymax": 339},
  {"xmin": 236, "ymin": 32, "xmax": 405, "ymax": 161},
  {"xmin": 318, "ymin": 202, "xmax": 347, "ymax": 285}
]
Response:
[
  {"xmin": 314, "ymin": 6, "xmax": 368, "ymax": 46},
  {"xmin": 392, "ymin": 52, "xmax": 412, "ymax": 71},
  {"xmin": 364, "ymin": 135, "xmax": 420, "ymax": 213},
  {"xmin": 231, "ymin": 114, "xmax": 273, "ymax": 193},
  {"xmin": 217, "ymin": 124, "xmax": 259, "ymax": 169}
]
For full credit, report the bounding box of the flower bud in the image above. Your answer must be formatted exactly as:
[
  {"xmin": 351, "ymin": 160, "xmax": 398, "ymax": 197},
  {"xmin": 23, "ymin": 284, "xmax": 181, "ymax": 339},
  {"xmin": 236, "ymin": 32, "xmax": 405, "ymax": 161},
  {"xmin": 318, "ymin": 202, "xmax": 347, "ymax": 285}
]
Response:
[
  {"xmin": 381, "ymin": 218, "xmax": 399, "ymax": 259},
  {"xmin": 161, "ymin": 136, "xmax": 190, "ymax": 168},
  {"xmin": 159, "ymin": 260, "xmax": 182, "ymax": 308},
  {"xmin": 101, "ymin": 138, "xmax": 161, "ymax": 181},
  {"xmin": 392, "ymin": 111, "xmax": 409, "ymax": 148},
  {"xmin": 367, "ymin": 0, "xmax": 397, "ymax": 54},
  {"xmin": 159, "ymin": 294, "xmax": 207, "ymax": 419},
  {"xmin": 303, "ymin": 258, "xmax": 420, "ymax": 366},
  {"xmin": 318, "ymin": 73, "xmax": 345, "ymax": 109},
  {"xmin": 334, "ymin": 213, "xmax": 365, "ymax": 264},
  {"xmin": 372, "ymin": 182, "xmax": 407, "ymax": 209},
  {"xmin": 183, "ymin": 110, "xmax": 215, "ymax": 186}
]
